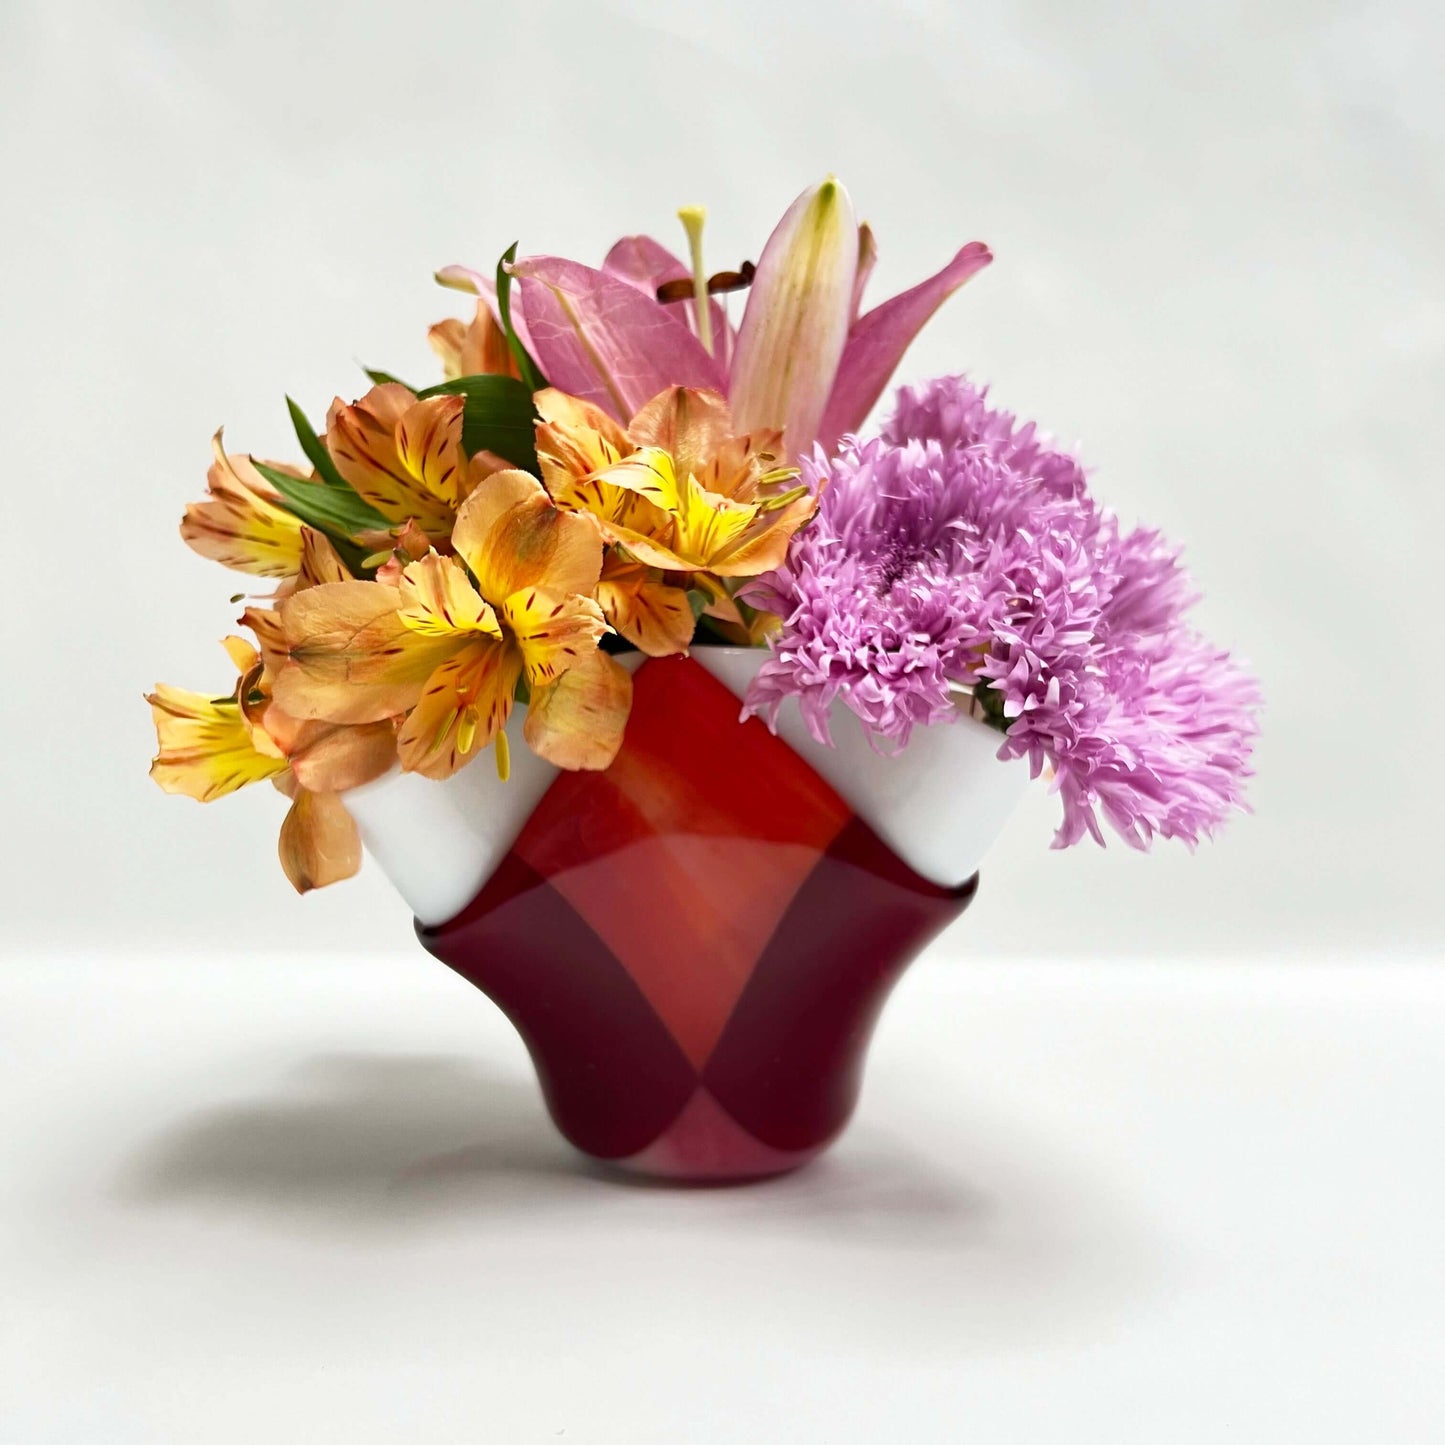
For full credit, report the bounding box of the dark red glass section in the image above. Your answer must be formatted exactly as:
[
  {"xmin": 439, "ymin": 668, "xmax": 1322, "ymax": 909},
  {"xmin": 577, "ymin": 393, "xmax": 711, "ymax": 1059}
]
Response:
[{"xmin": 417, "ymin": 655, "xmax": 977, "ymax": 1182}]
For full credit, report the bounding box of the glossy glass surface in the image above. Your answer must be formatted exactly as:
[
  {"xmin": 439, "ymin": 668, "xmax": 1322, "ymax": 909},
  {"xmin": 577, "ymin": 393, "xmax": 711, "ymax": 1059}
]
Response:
[{"xmin": 418, "ymin": 655, "xmax": 977, "ymax": 1181}]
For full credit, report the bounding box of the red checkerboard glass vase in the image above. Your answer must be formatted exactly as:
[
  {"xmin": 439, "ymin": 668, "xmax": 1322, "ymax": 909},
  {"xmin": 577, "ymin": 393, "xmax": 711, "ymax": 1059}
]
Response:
[{"xmin": 416, "ymin": 656, "xmax": 978, "ymax": 1183}]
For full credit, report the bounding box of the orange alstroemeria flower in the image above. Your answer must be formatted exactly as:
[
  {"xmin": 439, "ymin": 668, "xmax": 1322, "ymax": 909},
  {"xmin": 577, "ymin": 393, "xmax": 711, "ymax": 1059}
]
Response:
[
  {"xmin": 324, "ymin": 384, "xmax": 472, "ymax": 543},
  {"xmin": 533, "ymin": 385, "xmax": 814, "ymax": 655},
  {"xmin": 275, "ymin": 468, "xmax": 630, "ymax": 780},
  {"xmin": 180, "ymin": 431, "xmax": 312, "ymax": 578},
  {"xmin": 428, "ymin": 301, "xmax": 520, "ymax": 382},
  {"xmin": 147, "ymin": 638, "xmax": 395, "ymax": 893}
]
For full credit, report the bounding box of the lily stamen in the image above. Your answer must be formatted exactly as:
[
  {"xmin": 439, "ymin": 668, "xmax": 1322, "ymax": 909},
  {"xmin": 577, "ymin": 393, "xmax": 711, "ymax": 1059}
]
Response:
[{"xmin": 676, "ymin": 206, "xmax": 713, "ymax": 358}]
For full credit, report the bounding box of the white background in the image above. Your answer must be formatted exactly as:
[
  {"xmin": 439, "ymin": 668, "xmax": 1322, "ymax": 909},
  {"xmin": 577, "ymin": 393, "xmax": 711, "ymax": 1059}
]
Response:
[
  {"xmin": 3, "ymin": 1, "xmax": 1443, "ymax": 1440},
  {"xmin": 4, "ymin": 0, "xmax": 1442, "ymax": 961}
]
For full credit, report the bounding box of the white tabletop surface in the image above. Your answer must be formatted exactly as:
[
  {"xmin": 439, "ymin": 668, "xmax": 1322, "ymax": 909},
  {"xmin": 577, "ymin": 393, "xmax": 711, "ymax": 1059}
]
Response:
[{"xmin": 4, "ymin": 949, "xmax": 1442, "ymax": 1443}]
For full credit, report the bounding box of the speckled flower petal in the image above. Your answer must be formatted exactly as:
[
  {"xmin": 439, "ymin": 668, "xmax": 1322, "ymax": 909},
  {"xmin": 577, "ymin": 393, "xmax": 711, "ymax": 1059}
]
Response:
[
  {"xmin": 626, "ymin": 387, "xmax": 732, "ymax": 485},
  {"xmin": 395, "ymin": 395, "xmax": 467, "ymax": 508},
  {"xmin": 597, "ymin": 559, "xmax": 696, "ymax": 657},
  {"xmin": 396, "ymin": 639, "xmax": 522, "ymax": 780},
  {"xmin": 147, "ymin": 684, "xmax": 288, "ymax": 801},
  {"xmin": 500, "ymin": 587, "xmax": 607, "ymax": 687},
  {"xmin": 180, "ymin": 432, "xmax": 308, "ymax": 578},
  {"xmin": 276, "ymin": 580, "xmax": 459, "ymax": 724},
  {"xmin": 524, "ymin": 649, "xmax": 632, "ymax": 771},
  {"xmin": 397, "ymin": 553, "xmax": 502, "ymax": 639},
  {"xmin": 452, "ymin": 468, "xmax": 603, "ymax": 606},
  {"xmin": 325, "ymin": 385, "xmax": 454, "ymax": 534}
]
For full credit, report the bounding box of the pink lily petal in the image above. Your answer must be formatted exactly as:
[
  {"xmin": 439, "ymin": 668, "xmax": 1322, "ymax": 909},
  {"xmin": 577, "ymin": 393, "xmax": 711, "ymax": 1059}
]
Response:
[
  {"xmin": 850, "ymin": 222, "xmax": 878, "ymax": 324},
  {"xmin": 435, "ymin": 263, "xmax": 495, "ymax": 300},
  {"xmin": 509, "ymin": 255, "xmax": 725, "ymax": 421},
  {"xmin": 435, "ymin": 264, "xmax": 538, "ymax": 358},
  {"xmin": 816, "ymin": 241, "xmax": 992, "ymax": 454},
  {"xmin": 730, "ymin": 178, "xmax": 859, "ymax": 460},
  {"xmin": 602, "ymin": 235, "xmax": 735, "ymax": 370}
]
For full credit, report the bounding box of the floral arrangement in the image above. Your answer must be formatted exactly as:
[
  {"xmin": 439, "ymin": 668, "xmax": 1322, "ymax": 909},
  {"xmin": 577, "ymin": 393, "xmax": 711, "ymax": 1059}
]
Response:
[{"xmin": 149, "ymin": 178, "xmax": 1258, "ymax": 891}]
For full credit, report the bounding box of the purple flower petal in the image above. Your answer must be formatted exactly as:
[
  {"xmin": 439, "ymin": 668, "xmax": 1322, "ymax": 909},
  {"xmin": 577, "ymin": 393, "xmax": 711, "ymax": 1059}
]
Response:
[{"xmin": 749, "ymin": 375, "xmax": 1260, "ymax": 852}]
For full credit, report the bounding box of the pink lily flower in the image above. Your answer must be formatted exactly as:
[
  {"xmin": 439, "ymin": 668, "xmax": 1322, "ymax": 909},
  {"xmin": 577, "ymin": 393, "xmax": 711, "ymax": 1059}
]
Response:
[{"xmin": 438, "ymin": 178, "xmax": 991, "ymax": 459}]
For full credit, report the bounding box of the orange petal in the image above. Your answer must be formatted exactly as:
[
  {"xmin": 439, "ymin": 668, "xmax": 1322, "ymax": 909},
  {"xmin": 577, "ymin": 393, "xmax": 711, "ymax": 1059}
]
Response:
[
  {"xmin": 276, "ymin": 580, "xmax": 459, "ymax": 723},
  {"xmin": 397, "ymin": 553, "xmax": 502, "ymax": 639},
  {"xmin": 428, "ymin": 303, "xmax": 518, "ymax": 380},
  {"xmin": 396, "ymin": 640, "xmax": 522, "ymax": 780},
  {"xmin": 597, "ymin": 447, "xmax": 686, "ymax": 514},
  {"xmin": 147, "ymin": 684, "xmax": 288, "ymax": 801},
  {"xmin": 500, "ymin": 587, "xmax": 607, "ymax": 687},
  {"xmin": 707, "ymin": 492, "xmax": 817, "ymax": 577},
  {"xmin": 597, "ymin": 561, "xmax": 696, "ymax": 656},
  {"xmin": 695, "ymin": 428, "xmax": 787, "ymax": 503},
  {"xmin": 297, "ymin": 527, "xmax": 352, "ymax": 587},
  {"xmin": 524, "ymin": 650, "xmax": 632, "ymax": 771},
  {"xmin": 180, "ymin": 433, "xmax": 308, "ymax": 577},
  {"xmin": 452, "ymin": 469, "xmax": 603, "ymax": 604},
  {"xmin": 592, "ymin": 518, "xmax": 694, "ymax": 572},
  {"xmin": 627, "ymin": 387, "xmax": 733, "ymax": 484},
  {"xmin": 240, "ymin": 605, "xmax": 288, "ymax": 683},
  {"xmin": 325, "ymin": 384, "xmax": 453, "ymax": 534},
  {"xmin": 264, "ymin": 710, "xmax": 397, "ymax": 793},
  {"xmin": 222, "ymin": 635, "xmax": 260, "ymax": 674},
  {"xmin": 393, "ymin": 518, "xmax": 434, "ymax": 562},
  {"xmin": 278, "ymin": 788, "xmax": 362, "ymax": 893},
  {"xmin": 395, "ymin": 394, "xmax": 467, "ymax": 508},
  {"xmin": 535, "ymin": 388, "xmax": 633, "ymax": 471},
  {"xmin": 427, "ymin": 317, "xmax": 469, "ymax": 380}
]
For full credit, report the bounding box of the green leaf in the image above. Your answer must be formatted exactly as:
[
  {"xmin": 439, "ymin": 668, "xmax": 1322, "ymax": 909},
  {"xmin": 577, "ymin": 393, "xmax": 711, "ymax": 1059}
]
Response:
[
  {"xmin": 284, "ymin": 396, "xmax": 354, "ymax": 494},
  {"xmin": 416, "ymin": 372, "xmax": 540, "ymax": 475},
  {"xmin": 686, "ymin": 588, "xmax": 710, "ymax": 622},
  {"xmin": 249, "ymin": 459, "xmax": 383, "ymax": 573},
  {"xmin": 362, "ymin": 366, "xmax": 415, "ymax": 389},
  {"xmin": 495, "ymin": 242, "xmax": 548, "ymax": 393},
  {"xmin": 276, "ymin": 396, "xmax": 391, "ymax": 563}
]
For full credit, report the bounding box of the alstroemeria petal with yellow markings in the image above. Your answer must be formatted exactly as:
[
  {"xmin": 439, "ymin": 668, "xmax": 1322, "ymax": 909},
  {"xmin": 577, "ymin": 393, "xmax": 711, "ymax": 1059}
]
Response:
[
  {"xmin": 706, "ymin": 492, "xmax": 817, "ymax": 577},
  {"xmin": 534, "ymin": 387, "xmax": 637, "ymax": 521},
  {"xmin": 598, "ymin": 447, "xmax": 686, "ymax": 515},
  {"xmin": 500, "ymin": 588, "xmax": 607, "ymax": 687},
  {"xmin": 396, "ymin": 395, "xmax": 467, "ymax": 508},
  {"xmin": 276, "ymin": 580, "xmax": 460, "ymax": 724},
  {"xmin": 180, "ymin": 433, "xmax": 308, "ymax": 577},
  {"xmin": 278, "ymin": 788, "xmax": 362, "ymax": 894},
  {"xmin": 397, "ymin": 553, "xmax": 502, "ymax": 639},
  {"xmin": 597, "ymin": 559, "xmax": 696, "ymax": 656},
  {"xmin": 452, "ymin": 469, "xmax": 603, "ymax": 605},
  {"xmin": 396, "ymin": 640, "xmax": 522, "ymax": 780},
  {"xmin": 524, "ymin": 649, "xmax": 632, "ymax": 772},
  {"xmin": 147, "ymin": 684, "xmax": 288, "ymax": 801},
  {"xmin": 325, "ymin": 384, "xmax": 454, "ymax": 534},
  {"xmin": 298, "ymin": 528, "xmax": 351, "ymax": 587},
  {"xmin": 627, "ymin": 387, "xmax": 733, "ymax": 485},
  {"xmin": 695, "ymin": 428, "xmax": 788, "ymax": 504},
  {"xmin": 676, "ymin": 477, "xmax": 759, "ymax": 565}
]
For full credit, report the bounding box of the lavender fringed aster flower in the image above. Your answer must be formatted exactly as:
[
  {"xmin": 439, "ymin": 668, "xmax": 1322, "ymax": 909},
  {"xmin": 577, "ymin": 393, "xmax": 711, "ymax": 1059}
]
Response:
[{"xmin": 745, "ymin": 376, "xmax": 1259, "ymax": 849}]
